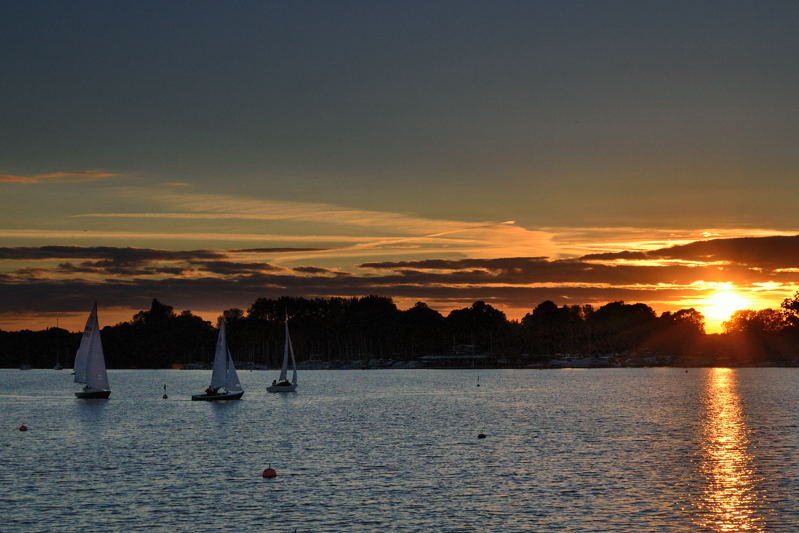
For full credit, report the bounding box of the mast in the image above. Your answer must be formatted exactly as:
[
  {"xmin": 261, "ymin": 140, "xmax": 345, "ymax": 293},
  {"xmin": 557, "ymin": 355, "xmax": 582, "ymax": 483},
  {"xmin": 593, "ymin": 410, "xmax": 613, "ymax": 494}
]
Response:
[
  {"xmin": 289, "ymin": 328, "xmax": 297, "ymax": 385},
  {"xmin": 279, "ymin": 315, "xmax": 290, "ymax": 382}
]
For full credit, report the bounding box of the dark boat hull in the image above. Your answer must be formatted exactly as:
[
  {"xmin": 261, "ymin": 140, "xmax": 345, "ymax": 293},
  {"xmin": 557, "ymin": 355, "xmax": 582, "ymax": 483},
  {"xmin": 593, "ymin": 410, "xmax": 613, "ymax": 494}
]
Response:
[
  {"xmin": 266, "ymin": 384, "xmax": 297, "ymax": 393},
  {"xmin": 191, "ymin": 391, "xmax": 244, "ymax": 401},
  {"xmin": 75, "ymin": 390, "xmax": 111, "ymax": 399}
]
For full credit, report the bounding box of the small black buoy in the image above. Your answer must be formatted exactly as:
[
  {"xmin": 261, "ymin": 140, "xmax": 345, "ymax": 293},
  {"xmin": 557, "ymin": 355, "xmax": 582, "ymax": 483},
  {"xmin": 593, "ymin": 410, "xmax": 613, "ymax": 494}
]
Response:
[
  {"xmin": 477, "ymin": 433, "xmax": 486, "ymax": 439},
  {"xmin": 162, "ymin": 384, "xmax": 168, "ymax": 399}
]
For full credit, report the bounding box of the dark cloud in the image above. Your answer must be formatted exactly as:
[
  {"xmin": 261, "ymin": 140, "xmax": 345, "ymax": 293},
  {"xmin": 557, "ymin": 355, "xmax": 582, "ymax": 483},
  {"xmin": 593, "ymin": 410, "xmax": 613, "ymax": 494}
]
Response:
[
  {"xmin": 0, "ymin": 246, "xmax": 225, "ymax": 262},
  {"xmin": 360, "ymin": 257, "xmax": 770, "ymax": 285},
  {"xmin": 232, "ymin": 247, "xmax": 329, "ymax": 253},
  {"xmin": 4, "ymin": 235, "xmax": 799, "ymax": 319},
  {"xmin": 0, "ymin": 275, "xmax": 694, "ymax": 316},
  {"xmin": 293, "ymin": 266, "xmax": 334, "ymax": 274},
  {"xmin": 581, "ymin": 235, "xmax": 799, "ymax": 268},
  {"xmin": 56, "ymin": 261, "xmax": 193, "ymax": 276},
  {"xmin": 197, "ymin": 261, "xmax": 280, "ymax": 275},
  {"xmin": 580, "ymin": 250, "xmax": 648, "ymax": 261},
  {"xmin": 7, "ymin": 267, "xmax": 51, "ymax": 280},
  {"xmin": 361, "ymin": 257, "xmax": 549, "ymax": 270}
]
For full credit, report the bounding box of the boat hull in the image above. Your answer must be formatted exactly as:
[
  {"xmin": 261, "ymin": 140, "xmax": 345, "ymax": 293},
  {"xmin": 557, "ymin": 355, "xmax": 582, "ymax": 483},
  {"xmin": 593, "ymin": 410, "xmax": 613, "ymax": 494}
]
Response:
[
  {"xmin": 191, "ymin": 391, "xmax": 244, "ymax": 401},
  {"xmin": 266, "ymin": 384, "xmax": 297, "ymax": 393},
  {"xmin": 75, "ymin": 389, "xmax": 111, "ymax": 399}
]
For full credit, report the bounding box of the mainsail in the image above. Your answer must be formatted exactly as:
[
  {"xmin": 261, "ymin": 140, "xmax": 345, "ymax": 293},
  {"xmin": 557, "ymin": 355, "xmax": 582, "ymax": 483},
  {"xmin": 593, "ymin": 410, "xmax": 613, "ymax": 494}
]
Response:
[
  {"xmin": 225, "ymin": 345, "xmax": 243, "ymax": 392},
  {"xmin": 74, "ymin": 302, "xmax": 109, "ymax": 391},
  {"xmin": 210, "ymin": 318, "xmax": 229, "ymax": 390},
  {"xmin": 73, "ymin": 304, "xmax": 96, "ymax": 384},
  {"xmin": 210, "ymin": 318, "xmax": 242, "ymax": 392}
]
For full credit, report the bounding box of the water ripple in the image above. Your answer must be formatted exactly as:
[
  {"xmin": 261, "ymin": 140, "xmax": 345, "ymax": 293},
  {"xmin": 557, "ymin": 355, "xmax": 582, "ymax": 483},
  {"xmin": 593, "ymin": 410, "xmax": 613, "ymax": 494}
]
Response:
[{"xmin": 2, "ymin": 368, "xmax": 799, "ymax": 531}]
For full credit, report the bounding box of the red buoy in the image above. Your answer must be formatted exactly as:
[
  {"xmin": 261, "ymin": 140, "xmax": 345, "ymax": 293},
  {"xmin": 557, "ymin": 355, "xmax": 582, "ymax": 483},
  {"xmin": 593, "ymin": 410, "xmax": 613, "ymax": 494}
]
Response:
[
  {"xmin": 19, "ymin": 425, "xmax": 28, "ymax": 432},
  {"xmin": 262, "ymin": 467, "xmax": 277, "ymax": 478}
]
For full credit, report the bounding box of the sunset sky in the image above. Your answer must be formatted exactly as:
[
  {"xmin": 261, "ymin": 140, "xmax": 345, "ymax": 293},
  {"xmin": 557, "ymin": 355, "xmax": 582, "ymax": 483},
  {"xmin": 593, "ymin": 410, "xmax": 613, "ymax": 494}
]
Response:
[{"xmin": 2, "ymin": 1, "xmax": 799, "ymax": 333}]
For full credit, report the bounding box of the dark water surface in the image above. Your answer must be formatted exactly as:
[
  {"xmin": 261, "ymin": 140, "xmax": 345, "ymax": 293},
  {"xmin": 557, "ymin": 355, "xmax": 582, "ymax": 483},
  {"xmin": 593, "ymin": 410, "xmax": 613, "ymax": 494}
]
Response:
[{"xmin": 2, "ymin": 368, "xmax": 799, "ymax": 532}]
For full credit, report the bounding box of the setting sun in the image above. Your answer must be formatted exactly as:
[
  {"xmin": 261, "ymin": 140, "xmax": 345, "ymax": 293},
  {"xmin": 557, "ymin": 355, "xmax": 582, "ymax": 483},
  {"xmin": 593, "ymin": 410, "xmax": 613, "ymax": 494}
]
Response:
[{"xmin": 703, "ymin": 289, "xmax": 752, "ymax": 322}]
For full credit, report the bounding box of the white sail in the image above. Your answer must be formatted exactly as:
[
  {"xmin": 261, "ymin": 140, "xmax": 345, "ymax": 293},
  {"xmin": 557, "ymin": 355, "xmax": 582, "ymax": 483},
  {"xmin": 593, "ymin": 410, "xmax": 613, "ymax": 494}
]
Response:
[
  {"xmin": 74, "ymin": 302, "xmax": 109, "ymax": 391},
  {"xmin": 74, "ymin": 303, "xmax": 97, "ymax": 385},
  {"xmin": 209, "ymin": 318, "xmax": 228, "ymax": 390},
  {"xmin": 85, "ymin": 324, "xmax": 110, "ymax": 390},
  {"xmin": 225, "ymin": 346, "xmax": 243, "ymax": 392}
]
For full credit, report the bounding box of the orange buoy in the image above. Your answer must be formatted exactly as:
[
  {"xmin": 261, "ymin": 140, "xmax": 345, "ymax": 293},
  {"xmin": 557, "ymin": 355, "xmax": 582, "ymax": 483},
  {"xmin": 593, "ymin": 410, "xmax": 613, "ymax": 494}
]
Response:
[
  {"xmin": 19, "ymin": 425, "xmax": 28, "ymax": 431},
  {"xmin": 262, "ymin": 467, "xmax": 277, "ymax": 478}
]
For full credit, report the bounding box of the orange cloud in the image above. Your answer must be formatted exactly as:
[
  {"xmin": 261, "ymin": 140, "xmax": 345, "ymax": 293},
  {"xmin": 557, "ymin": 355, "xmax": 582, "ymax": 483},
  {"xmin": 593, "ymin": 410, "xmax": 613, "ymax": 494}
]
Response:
[{"xmin": 0, "ymin": 169, "xmax": 118, "ymax": 184}]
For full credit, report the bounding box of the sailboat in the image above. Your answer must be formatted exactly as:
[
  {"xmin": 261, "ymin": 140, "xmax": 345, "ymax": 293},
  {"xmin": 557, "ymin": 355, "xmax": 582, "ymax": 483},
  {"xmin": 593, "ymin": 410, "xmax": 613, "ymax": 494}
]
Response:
[
  {"xmin": 73, "ymin": 302, "xmax": 111, "ymax": 399},
  {"xmin": 267, "ymin": 315, "xmax": 298, "ymax": 393},
  {"xmin": 192, "ymin": 317, "xmax": 244, "ymax": 401}
]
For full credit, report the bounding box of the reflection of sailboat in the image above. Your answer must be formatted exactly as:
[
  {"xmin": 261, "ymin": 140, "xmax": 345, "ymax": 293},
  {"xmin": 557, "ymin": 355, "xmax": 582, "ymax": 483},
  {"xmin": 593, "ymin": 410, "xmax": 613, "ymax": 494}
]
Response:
[
  {"xmin": 73, "ymin": 302, "xmax": 111, "ymax": 399},
  {"xmin": 192, "ymin": 318, "xmax": 244, "ymax": 401},
  {"xmin": 267, "ymin": 316, "xmax": 297, "ymax": 393}
]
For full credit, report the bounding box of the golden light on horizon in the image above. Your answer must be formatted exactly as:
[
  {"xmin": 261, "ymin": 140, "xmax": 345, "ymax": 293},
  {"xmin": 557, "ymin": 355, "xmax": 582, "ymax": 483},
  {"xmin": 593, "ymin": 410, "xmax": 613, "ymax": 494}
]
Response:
[{"xmin": 703, "ymin": 288, "xmax": 753, "ymax": 323}]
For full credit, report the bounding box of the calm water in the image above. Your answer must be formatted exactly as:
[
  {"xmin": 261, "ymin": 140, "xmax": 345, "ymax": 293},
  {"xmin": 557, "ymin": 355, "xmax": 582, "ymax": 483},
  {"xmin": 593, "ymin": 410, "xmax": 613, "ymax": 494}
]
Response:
[{"xmin": 2, "ymin": 368, "xmax": 799, "ymax": 532}]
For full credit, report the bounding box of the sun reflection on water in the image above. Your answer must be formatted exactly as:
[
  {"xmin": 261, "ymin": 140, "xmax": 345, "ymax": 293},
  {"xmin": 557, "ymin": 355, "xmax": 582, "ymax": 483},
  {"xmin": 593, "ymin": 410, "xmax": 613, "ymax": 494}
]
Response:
[{"xmin": 696, "ymin": 368, "xmax": 764, "ymax": 532}]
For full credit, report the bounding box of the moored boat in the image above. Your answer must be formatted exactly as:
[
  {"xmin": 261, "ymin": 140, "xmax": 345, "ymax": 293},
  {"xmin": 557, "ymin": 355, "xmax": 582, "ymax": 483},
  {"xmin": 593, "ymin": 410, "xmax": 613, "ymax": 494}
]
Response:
[{"xmin": 267, "ymin": 315, "xmax": 298, "ymax": 393}]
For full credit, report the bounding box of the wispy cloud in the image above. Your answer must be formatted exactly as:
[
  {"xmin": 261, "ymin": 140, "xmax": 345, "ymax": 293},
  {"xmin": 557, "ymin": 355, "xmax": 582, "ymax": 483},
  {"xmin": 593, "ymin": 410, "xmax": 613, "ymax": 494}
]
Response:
[
  {"xmin": 74, "ymin": 188, "xmax": 799, "ymax": 264},
  {"xmin": 0, "ymin": 170, "xmax": 118, "ymax": 184},
  {"xmin": 75, "ymin": 189, "xmax": 561, "ymax": 260},
  {"xmin": 77, "ymin": 196, "xmax": 502, "ymax": 235},
  {"xmin": 0, "ymin": 229, "xmax": 372, "ymax": 243}
]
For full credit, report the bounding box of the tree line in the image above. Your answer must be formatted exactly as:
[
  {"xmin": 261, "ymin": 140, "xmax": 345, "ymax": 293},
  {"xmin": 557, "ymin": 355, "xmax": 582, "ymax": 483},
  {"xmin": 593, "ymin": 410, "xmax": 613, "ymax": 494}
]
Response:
[{"xmin": 3, "ymin": 293, "xmax": 799, "ymax": 368}]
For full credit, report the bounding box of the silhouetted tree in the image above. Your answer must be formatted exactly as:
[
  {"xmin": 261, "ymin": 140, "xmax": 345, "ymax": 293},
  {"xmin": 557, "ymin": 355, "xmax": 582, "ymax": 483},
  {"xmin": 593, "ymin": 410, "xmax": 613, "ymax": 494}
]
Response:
[{"xmin": 723, "ymin": 309, "xmax": 786, "ymax": 334}]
